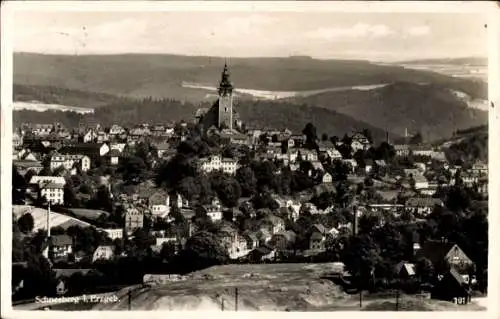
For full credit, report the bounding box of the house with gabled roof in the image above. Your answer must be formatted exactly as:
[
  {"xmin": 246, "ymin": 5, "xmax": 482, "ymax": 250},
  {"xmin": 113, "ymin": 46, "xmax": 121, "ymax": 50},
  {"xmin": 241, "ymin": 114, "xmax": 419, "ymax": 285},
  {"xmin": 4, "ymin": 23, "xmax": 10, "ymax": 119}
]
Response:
[
  {"xmin": 124, "ymin": 207, "xmax": 144, "ymax": 234},
  {"xmin": 259, "ymin": 214, "xmax": 285, "ymax": 234},
  {"xmin": 309, "ymin": 224, "xmax": 328, "ymax": 251},
  {"xmin": 351, "ymin": 132, "xmax": 371, "ymax": 151},
  {"xmin": 322, "ymin": 172, "xmax": 333, "ymax": 184},
  {"xmin": 415, "ymin": 239, "xmax": 474, "ymax": 274},
  {"xmin": 432, "ymin": 266, "xmax": 472, "ymax": 303},
  {"xmin": 364, "ymin": 159, "xmax": 374, "ymax": 174},
  {"xmin": 148, "ymin": 191, "xmax": 170, "ymax": 217},
  {"xmin": 109, "ymin": 124, "xmax": 126, "ymax": 136},
  {"xmin": 247, "ymin": 245, "xmax": 276, "ymax": 262},
  {"xmin": 50, "ymin": 234, "xmax": 73, "ymax": 260},
  {"xmin": 394, "ymin": 261, "xmax": 417, "ymax": 278},
  {"xmin": 106, "ymin": 149, "xmax": 122, "ymax": 165},
  {"xmin": 13, "ymin": 159, "xmax": 44, "ymax": 176},
  {"xmin": 256, "ymin": 228, "xmax": 272, "ymax": 246},
  {"xmin": 92, "ymin": 245, "xmax": 115, "ymax": 263},
  {"xmin": 270, "ymin": 230, "xmax": 297, "ymax": 251},
  {"xmin": 242, "ymin": 231, "xmax": 259, "ymax": 250},
  {"xmin": 471, "ymin": 160, "xmax": 488, "ymax": 176},
  {"xmin": 155, "ymin": 142, "xmax": 171, "ymax": 158}
]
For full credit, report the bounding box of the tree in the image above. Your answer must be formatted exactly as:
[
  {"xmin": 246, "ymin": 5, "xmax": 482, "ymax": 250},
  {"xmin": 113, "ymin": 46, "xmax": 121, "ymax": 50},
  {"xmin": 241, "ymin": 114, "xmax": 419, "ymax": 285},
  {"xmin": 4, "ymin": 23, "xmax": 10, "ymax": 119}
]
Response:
[
  {"xmin": 372, "ymin": 224, "xmax": 406, "ymax": 278},
  {"xmin": 445, "ymin": 185, "xmax": 471, "ymax": 213},
  {"xmin": 375, "ymin": 142, "xmax": 396, "ymax": 161},
  {"xmin": 415, "ymin": 257, "xmax": 434, "ymax": 284},
  {"xmin": 409, "ymin": 132, "xmax": 423, "ymax": 145},
  {"xmin": 353, "ymin": 150, "xmax": 366, "ymax": 168},
  {"xmin": 311, "ymin": 192, "xmax": 335, "ymax": 210},
  {"xmin": 251, "ymin": 160, "xmax": 278, "ymax": 192},
  {"xmin": 252, "ymin": 192, "xmax": 279, "ymax": 210},
  {"xmin": 52, "ymin": 165, "xmax": 67, "ymax": 177},
  {"xmin": 119, "ymin": 156, "xmax": 148, "ymax": 185},
  {"xmin": 89, "ymin": 185, "xmax": 113, "ymax": 212},
  {"xmin": 341, "ymin": 134, "xmax": 352, "ymax": 145},
  {"xmin": 342, "ymin": 234, "xmax": 383, "ymax": 290},
  {"xmin": 321, "ymin": 133, "xmax": 328, "ymax": 141},
  {"xmin": 336, "ymin": 143, "xmax": 352, "ymax": 159},
  {"xmin": 280, "ymin": 140, "xmax": 289, "ymax": 154},
  {"xmin": 134, "ymin": 142, "xmax": 155, "ymax": 169},
  {"xmin": 302, "ymin": 123, "xmax": 318, "ymax": 148},
  {"xmin": 155, "ymin": 153, "xmax": 198, "ymax": 189},
  {"xmin": 22, "ymin": 254, "xmax": 57, "ymax": 298},
  {"xmin": 169, "ymin": 206, "xmax": 186, "ymax": 225},
  {"xmin": 160, "ymin": 241, "xmax": 177, "ymax": 262},
  {"xmin": 132, "ymin": 228, "xmax": 155, "ymax": 253},
  {"xmin": 214, "ymin": 177, "xmax": 241, "ymax": 208},
  {"xmin": 177, "ymin": 231, "xmax": 229, "ymax": 272},
  {"xmin": 236, "ymin": 166, "xmax": 257, "ymax": 197},
  {"xmin": 50, "ymin": 226, "xmax": 65, "ymax": 236},
  {"xmin": 12, "ymin": 224, "xmax": 25, "ymax": 262},
  {"xmin": 64, "ymin": 182, "xmax": 81, "ymax": 208},
  {"xmin": 12, "ymin": 166, "xmax": 27, "ymax": 204},
  {"xmin": 362, "ymin": 129, "xmax": 373, "ymax": 144},
  {"xmin": 18, "ymin": 213, "xmax": 34, "ymax": 233}
]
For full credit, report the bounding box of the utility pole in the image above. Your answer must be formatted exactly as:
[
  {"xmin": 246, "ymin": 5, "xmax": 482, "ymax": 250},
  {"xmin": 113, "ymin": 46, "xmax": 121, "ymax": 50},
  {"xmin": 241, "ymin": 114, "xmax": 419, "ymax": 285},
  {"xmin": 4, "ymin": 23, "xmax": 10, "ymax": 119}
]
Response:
[
  {"xmin": 395, "ymin": 289, "xmax": 400, "ymax": 311},
  {"xmin": 128, "ymin": 290, "xmax": 132, "ymax": 311},
  {"xmin": 359, "ymin": 289, "xmax": 362, "ymax": 308},
  {"xmin": 221, "ymin": 298, "xmax": 225, "ymax": 311},
  {"xmin": 235, "ymin": 287, "xmax": 238, "ymax": 311}
]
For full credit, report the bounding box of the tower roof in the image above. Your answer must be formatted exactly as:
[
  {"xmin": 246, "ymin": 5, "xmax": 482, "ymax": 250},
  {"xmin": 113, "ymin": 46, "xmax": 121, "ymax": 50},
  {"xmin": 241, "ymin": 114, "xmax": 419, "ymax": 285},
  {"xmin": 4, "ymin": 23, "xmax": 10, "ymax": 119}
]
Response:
[{"xmin": 218, "ymin": 62, "xmax": 233, "ymax": 96}]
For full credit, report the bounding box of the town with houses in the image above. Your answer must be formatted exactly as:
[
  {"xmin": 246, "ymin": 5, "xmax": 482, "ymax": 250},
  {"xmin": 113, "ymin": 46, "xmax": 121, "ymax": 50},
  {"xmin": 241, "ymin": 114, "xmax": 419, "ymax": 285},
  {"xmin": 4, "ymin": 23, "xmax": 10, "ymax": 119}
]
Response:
[{"xmin": 11, "ymin": 64, "xmax": 488, "ymax": 309}]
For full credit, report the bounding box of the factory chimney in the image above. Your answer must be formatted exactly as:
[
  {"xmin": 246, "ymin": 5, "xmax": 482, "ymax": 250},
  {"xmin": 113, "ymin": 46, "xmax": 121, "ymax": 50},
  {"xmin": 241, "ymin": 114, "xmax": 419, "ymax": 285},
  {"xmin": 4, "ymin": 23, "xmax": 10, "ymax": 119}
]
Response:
[
  {"xmin": 352, "ymin": 205, "xmax": 358, "ymax": 236},
  {"xmin": 42, "ymin": 202, "xmax": 51, "ymax": 259}
]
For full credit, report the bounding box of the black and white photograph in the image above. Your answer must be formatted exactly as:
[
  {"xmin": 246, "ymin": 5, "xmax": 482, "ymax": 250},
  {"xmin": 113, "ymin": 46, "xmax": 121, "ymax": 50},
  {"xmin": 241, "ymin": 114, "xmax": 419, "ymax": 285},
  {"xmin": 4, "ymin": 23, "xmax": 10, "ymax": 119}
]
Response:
[{"xmin": 1, "ymin": 1, "xmax": 497, "ymax": 315}]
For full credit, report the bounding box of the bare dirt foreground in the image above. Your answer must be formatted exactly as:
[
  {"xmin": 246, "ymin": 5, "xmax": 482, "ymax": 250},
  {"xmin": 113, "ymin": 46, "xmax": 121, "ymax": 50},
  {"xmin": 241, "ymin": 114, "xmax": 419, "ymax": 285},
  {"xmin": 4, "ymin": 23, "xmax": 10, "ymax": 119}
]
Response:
[{"xmin": 41, "ymin": 263, "xmax": 486, "ymax": 311}]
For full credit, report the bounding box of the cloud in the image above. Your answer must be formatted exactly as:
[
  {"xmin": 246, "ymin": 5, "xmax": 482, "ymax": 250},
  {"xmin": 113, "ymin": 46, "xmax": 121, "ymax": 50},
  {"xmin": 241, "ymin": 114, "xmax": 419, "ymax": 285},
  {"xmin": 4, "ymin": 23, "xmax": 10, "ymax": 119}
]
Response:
[
  {"xmin": 307, "ymin": 23, "xmax": 395, "ymax": 39},
  {"xmin": 406, "ymin": 25, "xmax": 431, "ymax": 37}
]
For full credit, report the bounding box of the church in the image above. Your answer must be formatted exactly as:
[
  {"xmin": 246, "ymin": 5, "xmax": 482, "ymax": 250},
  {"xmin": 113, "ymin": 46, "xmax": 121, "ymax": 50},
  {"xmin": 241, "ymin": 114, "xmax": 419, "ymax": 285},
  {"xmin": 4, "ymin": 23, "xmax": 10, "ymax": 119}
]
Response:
[{"xmin": 194, "ymin": 62, "xmax": 244, "ymax": 134}]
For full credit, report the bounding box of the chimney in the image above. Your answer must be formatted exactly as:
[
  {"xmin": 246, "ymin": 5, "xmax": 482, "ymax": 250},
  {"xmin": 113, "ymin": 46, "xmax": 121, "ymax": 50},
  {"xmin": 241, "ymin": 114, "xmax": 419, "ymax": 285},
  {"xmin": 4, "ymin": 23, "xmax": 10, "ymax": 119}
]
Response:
[
  {"xmin": 47, "ymin": 202, "xmax": 51, "ymax": 238},
  {"xmin": 42, "ymin": 203, "xmax": 51, "ymax": 259},
  {"xmin": 352, "ymin": 205, "xmax": 358, "ymax": 235}
]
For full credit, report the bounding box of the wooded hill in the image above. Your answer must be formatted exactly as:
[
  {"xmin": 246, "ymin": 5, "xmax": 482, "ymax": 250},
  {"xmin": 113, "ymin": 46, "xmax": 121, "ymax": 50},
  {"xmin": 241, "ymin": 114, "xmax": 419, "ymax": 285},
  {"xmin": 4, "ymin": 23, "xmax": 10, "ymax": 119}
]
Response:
[
  {"xmin": 14, "ymin": 53, "xmax": 487, "ymax": 103},
  {"xmin": 288, "ymin": 82, "xmax": 488, "ymax": 141}
]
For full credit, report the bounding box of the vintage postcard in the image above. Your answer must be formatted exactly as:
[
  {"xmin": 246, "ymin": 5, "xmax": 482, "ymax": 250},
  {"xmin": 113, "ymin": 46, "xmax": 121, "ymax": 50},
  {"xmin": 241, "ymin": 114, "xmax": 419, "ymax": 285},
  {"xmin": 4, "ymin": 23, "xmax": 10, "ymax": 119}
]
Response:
[{"xmin": 1, "ymin": 1, "xmax": 498, "ymax": 319}]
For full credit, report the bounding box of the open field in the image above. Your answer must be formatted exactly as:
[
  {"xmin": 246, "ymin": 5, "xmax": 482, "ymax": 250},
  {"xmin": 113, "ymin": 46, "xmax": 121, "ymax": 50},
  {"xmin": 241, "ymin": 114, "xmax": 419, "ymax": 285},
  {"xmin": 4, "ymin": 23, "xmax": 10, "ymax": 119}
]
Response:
[
  {"xmin": 12, "ymin": 205, "xmax": 91, "ymax": 231},
  {"xmin": 42, "ymin": 263, "xmax": 483, "ymax": 311}
]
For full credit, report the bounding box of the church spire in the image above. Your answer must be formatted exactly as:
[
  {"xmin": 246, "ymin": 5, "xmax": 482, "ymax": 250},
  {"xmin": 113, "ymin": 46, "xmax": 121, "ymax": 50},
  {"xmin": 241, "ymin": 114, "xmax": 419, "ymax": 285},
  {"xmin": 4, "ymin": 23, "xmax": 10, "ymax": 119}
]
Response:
[{"xmin": 218, "ymin": 60, "xmax": 233, "ymax": 96}]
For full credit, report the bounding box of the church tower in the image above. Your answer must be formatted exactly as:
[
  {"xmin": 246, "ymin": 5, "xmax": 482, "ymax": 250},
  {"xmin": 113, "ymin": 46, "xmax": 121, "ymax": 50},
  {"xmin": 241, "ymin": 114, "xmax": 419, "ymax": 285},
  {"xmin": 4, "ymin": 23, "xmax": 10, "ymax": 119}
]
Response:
[{"xmin": 218, "ymin": 62, "xmax": 234, "ymax": 130}]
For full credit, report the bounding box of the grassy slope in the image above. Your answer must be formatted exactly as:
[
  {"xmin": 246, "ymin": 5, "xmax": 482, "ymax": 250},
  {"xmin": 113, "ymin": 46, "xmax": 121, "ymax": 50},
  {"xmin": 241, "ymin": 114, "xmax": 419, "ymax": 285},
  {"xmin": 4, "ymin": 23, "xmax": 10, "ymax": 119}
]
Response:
[
  {"xmin": 289, "ymin": 82, "xmax": 488, "ymax": 141},
  {"xmin": 14, "ymin": 53, "xmax": 487, "ymax": 103}
]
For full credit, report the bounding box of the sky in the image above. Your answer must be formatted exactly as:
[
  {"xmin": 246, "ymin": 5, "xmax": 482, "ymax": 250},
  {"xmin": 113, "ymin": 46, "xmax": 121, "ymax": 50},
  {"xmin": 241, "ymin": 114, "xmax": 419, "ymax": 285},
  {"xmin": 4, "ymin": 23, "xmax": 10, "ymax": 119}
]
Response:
[{"xmin": 12, "ymin": 10, "xmax": 489, "ymax": 62}]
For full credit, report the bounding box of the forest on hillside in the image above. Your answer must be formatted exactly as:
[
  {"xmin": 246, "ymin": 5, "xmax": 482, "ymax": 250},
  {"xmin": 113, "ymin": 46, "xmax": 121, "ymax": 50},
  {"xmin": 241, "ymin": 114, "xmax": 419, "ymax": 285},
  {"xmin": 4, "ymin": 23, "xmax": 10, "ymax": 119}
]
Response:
[
  {"xmin": 14, "ymin": 53, "xmax": 487, "ymax": 101},
  {"xmin": 13, "ymin": 94, "xmax": 394, "ymax": 143}
]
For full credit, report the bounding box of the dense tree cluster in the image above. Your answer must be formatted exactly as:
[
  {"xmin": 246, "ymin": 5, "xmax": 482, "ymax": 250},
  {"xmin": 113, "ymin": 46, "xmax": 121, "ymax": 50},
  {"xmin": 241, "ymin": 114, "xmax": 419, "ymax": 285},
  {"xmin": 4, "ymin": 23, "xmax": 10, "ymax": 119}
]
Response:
[{"xmin": 328, "ymin": 184, "xmax": 488, "ymax": 292}]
